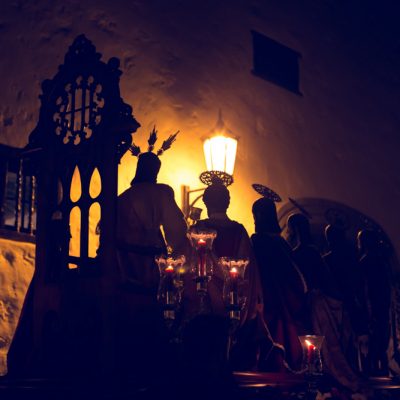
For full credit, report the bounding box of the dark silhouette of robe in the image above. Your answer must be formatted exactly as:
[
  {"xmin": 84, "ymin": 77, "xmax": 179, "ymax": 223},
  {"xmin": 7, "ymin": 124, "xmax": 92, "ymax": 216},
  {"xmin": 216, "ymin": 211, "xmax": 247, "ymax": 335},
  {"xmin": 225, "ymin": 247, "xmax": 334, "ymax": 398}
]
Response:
[
  {"xmin": 252, "ymin": 231, "xmax": 308, "ymax": 372},
  {"xmin": 192, "ymin": 214, "xmax": 266, "ymax": 370},
  {"xmin": 359, "ymin": 246, "xmax": 391, "ymax": 375}
]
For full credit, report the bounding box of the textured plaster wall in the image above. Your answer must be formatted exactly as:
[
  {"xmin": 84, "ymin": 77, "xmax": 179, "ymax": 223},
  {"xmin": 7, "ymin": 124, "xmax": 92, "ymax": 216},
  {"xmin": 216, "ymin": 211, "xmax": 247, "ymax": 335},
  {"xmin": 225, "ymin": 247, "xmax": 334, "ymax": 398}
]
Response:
[
  {"xmin": 0, "ymin": 238, "xmax": 34, "ymax": 375},
  {"xmin": 0, "ymin": 1, "xmax": 400, "ymax": 255}
]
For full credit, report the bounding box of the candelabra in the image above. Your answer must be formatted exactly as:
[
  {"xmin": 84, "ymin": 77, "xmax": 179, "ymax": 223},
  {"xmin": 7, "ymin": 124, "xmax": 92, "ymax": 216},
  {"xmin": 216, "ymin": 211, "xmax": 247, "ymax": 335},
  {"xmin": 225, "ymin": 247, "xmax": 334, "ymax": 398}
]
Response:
[
  {"xmin": 156, "ymin": 231, "xmax": 250, "ymax": 339},
  {"xmin": 155, "ymin": 255, "xmax": 187, "ymax": 327},
  {"xmin": 220, "ymin": 257, "xmax": 249, "ymax": 327},
  {"xmin": 187, "ymin": 229, "xmax": 217, "ymax": 312}
]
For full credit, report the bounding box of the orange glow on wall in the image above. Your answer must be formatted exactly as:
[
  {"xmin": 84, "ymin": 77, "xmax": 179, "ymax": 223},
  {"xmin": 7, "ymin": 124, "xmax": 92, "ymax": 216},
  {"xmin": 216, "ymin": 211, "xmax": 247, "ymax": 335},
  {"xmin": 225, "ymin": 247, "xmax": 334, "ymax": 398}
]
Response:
[{"xmin": 117, "ymin": 121, "xmax": 258, "ymax": 237}]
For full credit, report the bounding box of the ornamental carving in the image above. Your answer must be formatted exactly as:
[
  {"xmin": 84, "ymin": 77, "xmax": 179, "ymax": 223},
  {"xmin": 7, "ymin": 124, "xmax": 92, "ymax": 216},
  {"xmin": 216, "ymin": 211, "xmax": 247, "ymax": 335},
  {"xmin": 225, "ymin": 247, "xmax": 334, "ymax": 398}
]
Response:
[{"xmin": 53, "ymin": 75, "xmax": 104, "ymax": 145}]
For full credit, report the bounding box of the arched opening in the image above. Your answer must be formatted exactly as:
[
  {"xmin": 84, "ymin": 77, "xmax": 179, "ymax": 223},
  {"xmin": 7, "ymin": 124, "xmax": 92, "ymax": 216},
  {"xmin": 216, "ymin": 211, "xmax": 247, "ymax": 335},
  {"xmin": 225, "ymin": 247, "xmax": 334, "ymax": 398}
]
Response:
[
  {"xmin": 89, "ymin": 167, "xmax": 102, "ymax": 199},
  {"xmin": 88, "ymin": 202, "xmax": 101, "ymax": 258},
  {"xmin": 70, "ymin": 166, "xmax": 82, "ymax": 203},
  {"xmin": 69, "ymin": 205, "xmax": 81, "ymax": 269}
]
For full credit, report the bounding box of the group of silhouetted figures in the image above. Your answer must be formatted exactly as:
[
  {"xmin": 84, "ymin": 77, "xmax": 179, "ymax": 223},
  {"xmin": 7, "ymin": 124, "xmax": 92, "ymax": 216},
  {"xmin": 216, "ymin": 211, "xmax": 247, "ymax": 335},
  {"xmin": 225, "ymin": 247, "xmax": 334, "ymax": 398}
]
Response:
[{"xmin": 113, "ymin": 144, "xmax": 393, "ymax": 397}]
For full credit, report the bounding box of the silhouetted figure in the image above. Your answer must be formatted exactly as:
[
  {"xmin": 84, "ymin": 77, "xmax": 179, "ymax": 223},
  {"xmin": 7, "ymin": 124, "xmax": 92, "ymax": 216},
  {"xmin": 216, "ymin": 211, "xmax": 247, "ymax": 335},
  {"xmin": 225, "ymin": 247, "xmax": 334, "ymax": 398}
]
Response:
[
  {"xmin": 115, "ymin": 129, "xmax": 187, "ymax": 380},
  {"xmin": 251, "ymin": 198, "xmax": 308, "ymax": 372},
  {"xmin": 192, "ymin": 181, "xmax": 261, "ymax": 315},
  {"xmin": 358, "ymin": 229, "xmax": 391, "ymax": 376},
  {"xmin": 117, "ymin": 131, "xmax": 188, "ymax": 293},
  {"xmin": 323, "ymin": 225, "xmax": 367, "ymax": 337},
  {"xmin": 192, "ymin": 180, "xmax": 264, "ymax": 370},
  {"xmin": 289, "ymin": 214, "xmax": 365, "ymax": 391},
  {"xmin": 287, "ymin": 213, "xmax": 332, "ymax": 294}
]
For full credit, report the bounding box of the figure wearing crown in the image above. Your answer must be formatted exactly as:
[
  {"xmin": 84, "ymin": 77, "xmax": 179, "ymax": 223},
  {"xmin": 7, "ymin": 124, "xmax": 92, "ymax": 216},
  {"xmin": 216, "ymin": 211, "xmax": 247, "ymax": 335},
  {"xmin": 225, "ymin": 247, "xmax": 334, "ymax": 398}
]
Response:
[
  {"xmin": 116, "ymin": 127, "xmax": 188, "ymax": 293},
  {"xmin": 115, "ymin": 127, "xmax": 189, "ymax": 377}
]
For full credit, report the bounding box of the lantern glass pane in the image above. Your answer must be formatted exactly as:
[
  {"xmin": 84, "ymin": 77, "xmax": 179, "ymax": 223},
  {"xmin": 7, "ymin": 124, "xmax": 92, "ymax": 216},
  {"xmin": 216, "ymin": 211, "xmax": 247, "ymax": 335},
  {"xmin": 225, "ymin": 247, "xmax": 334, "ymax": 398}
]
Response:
[
  {"xmin": 203, "ymin": 139, "xmax": 212, "ymax": 172},
  {"xmin": 224, "ymin": 137, "xmax": 237, "ymax": 175},
  {"xmin": 203, "ymin": 136, "xmax": 237, "ymax": 175}
]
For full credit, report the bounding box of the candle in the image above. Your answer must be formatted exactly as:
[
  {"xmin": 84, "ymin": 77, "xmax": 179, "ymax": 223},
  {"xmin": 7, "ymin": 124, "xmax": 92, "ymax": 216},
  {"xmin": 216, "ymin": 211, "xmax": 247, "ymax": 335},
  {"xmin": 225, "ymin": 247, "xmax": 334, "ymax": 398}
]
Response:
[
  {"xmin": 229, "ymin": 267, "xmax": 239, "ymax": 306},
  {"xmin": 229, "ymin": 267, "xmax": 239, "ymax": 279},
  {"xmin": 305, "ymin": 339, "xmax": 315, "ymax": 367},
  {"xmin": 164, "ymin": 265, "xmax": 174, "ymax": 292},
  {"xmin": 197, "ymin": 239, "xmax": 207, "ymax": 277},
  {"xmin": 197, "ymin": 238, "xmax": 206, "ymax": 247},
  {"xmin": 165, "ymin": 265, "xmax": 174, "ymax": 273}
]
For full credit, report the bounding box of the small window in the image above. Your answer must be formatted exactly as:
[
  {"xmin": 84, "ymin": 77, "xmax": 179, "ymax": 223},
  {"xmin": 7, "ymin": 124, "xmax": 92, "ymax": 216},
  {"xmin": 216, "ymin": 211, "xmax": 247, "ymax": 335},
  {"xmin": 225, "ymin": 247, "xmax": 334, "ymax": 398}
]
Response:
[{"xmin": 251, "ymin": 30, "xmax": 301, "ymax": 95}]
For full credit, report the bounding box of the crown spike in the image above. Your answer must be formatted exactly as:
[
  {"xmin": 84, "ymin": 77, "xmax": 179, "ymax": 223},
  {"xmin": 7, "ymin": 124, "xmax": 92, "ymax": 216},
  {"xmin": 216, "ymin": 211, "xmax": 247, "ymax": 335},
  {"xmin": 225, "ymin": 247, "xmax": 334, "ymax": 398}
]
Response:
[
  {"xmin": 157, "ymin": 131, "xmax": 179, "ymax": 155},
  {"xmin": 148, "ymin": 126, "xmax": 158, "ymax": 152},
  {"xmin": 129, "ymin": 143, "xmax": 141, "ymax": 157}
]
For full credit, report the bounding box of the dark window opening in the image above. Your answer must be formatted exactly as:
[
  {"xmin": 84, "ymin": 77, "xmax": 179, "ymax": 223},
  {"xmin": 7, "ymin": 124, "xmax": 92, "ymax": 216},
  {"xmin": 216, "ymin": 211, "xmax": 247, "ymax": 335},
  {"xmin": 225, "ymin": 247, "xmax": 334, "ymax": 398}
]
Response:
[{"xmin": 251, "ymin": 30, "xmax": 301, "ymax": 95}]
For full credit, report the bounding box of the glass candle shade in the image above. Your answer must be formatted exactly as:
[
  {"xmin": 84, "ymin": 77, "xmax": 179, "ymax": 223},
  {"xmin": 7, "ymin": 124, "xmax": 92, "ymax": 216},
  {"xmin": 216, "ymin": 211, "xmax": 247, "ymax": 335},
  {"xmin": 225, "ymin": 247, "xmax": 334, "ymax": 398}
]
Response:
[
  {"xmin": 170, "ymin": 255, "xmax": 187, "ymax": 303},
  {"xmin": 187, "ymin": 229, "xmax": 217, "ymax": 293},
  {"xmin": 298, "ymin": 335, "xmax": 325, "ymax": 374},
  {"xmin": 155, "ymin": 255, "xmax": 186, "ymax": 321},
  {"xmin": 220, "ymin": 257, "xmax": 249, "ymax": 321}
]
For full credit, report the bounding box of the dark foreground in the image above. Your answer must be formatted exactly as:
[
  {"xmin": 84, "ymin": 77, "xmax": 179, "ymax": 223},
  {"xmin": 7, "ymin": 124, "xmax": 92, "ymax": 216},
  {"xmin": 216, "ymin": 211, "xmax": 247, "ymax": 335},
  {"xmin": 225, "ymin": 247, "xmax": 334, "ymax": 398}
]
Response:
[{"xmin": 1, "ymin": 373, "xmax": 400, "ymax": 400}]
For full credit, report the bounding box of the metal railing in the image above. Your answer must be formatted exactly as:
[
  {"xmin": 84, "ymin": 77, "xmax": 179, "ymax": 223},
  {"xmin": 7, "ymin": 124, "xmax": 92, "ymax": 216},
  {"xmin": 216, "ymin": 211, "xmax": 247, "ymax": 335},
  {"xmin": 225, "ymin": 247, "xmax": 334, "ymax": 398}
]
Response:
[{"xmin": 0, "ymin": 144, "xmax": 36, "ymax": 240}]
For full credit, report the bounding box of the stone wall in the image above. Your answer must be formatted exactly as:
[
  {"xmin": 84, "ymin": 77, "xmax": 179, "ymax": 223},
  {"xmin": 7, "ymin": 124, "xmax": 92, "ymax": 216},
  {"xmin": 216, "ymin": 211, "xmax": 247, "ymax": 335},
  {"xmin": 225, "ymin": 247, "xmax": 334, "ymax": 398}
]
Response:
[{"xmin": 0, "ymin": 238, "xmax": 34, "ymax": 375}]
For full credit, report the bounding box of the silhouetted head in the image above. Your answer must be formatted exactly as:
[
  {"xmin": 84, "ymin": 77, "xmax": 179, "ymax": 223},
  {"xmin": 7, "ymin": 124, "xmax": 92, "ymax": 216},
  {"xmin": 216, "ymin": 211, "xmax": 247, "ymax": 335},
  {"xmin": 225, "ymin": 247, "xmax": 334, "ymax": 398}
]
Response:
[
  {"xmin": 357, "ymin": 229, "xmax": 381, "ymax": 255},
  {"xmin": 287, "ymin": 213, "xmax": 312, "ymax": 245},
  {"xmin": 131, "ymin": 152, "xmax": 161, "ymax": 184},
  {"xmin": 252, "ymin": 197, "xmax": 281, "ymax": 234},
  {"xmin": 203, "ymin": 181, "xmax": 230, "ymax": 216},
  {"xmin": 325, "ymin": 224, "xmax": 346, "ymax": 251}
]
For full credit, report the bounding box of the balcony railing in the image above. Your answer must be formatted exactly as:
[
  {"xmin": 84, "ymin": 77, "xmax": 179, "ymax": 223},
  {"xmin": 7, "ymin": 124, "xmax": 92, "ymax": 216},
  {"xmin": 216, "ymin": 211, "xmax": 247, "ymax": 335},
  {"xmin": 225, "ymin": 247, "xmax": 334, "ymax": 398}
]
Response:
[{"xmin": 0, "ymin": 144, "xmax": 36, "ymax": 242}]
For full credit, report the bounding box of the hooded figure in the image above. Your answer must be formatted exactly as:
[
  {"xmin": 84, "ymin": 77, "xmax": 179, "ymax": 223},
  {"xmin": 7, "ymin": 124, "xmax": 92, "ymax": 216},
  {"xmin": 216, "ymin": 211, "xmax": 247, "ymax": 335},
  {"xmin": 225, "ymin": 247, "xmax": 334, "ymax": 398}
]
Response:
[
  {"xmin": 288, "ymin": 216, "xmax": 365, "ymax": 392},
  {"xmin": 251, "ymin": 197, "xmax": 308, "ymax": 372},
  {"xmin": 358, "ymin": 229, "xmax": 391, "ymax": 376}
]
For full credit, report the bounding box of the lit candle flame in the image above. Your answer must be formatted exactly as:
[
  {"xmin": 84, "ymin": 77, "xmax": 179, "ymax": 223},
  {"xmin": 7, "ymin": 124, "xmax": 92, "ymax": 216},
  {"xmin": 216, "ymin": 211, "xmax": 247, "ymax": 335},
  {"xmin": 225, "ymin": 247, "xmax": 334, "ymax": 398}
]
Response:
[
  {"xmin": 165, "ymin": 265, "xmax": 174, "ymax": 273},
  {"xmin": 305, "ymin": 339, "xmax": 315, "ymax": 349}
]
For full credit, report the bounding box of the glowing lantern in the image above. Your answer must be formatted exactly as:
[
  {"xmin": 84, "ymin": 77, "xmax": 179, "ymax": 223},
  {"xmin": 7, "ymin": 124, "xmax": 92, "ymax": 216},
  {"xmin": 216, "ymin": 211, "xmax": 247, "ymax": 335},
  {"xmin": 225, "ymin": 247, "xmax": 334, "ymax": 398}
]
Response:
[
  {"xmin": 181, "ymin": 111, "xmax": 238, "ymax": 220},
  {"xmin": 203, "ymin": 135, "xmax": 237, "ymax": 176}
]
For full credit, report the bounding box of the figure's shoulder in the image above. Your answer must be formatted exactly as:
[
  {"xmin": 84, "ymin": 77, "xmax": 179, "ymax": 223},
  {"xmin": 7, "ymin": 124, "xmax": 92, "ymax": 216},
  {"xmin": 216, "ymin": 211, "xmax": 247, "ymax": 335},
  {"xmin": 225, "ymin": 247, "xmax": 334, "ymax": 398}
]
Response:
[
  {"xmin": 118, "ymin": 187, "xmax": 132, "ymax": 201},
  {"xmin": 251, "ymin": 232, "xmax": 276, "ymax": 249},
  {"xmin": 226, "ymin": 220, "xmax": 249, "ymax": 237},
  {"xmin": 251, "ymin": 232, "xmax": 269, "ymax": 241},
  {"xmin": 233, "ymin": 221, "xmax": 247, "ymax": 231},
  {"xmin": 155, "ymin": 183, "xmax": 175, "ymax": 196},
  {"xmin": 118, "ymin": 183, "xmax": 174, "ymax": 198}
]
